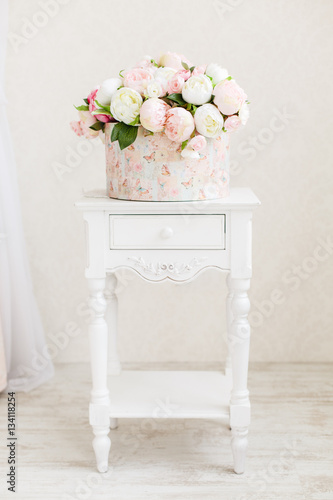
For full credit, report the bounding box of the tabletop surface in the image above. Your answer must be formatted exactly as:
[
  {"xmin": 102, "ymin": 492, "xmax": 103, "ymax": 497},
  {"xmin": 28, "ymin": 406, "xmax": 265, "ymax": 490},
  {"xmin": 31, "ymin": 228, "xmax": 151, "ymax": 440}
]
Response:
[{"xmin": 75, "ymin": 187, "xmax": 260, "ymax": 214}]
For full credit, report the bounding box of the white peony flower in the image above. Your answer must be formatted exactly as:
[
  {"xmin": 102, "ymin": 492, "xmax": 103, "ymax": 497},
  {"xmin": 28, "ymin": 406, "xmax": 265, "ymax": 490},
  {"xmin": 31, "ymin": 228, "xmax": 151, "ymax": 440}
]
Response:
[
  {"xmin": 110, "ymin": 87, "xmax": 143, "ymax": 124},
  {"xmin": 205, "ymin": 63, "xmax": 229, "ymax": 86},
  {"xmin": 194, "ymin": 103, "xmax": 224, "ymax": 138},
  {"xmin": 96, "ymin": 78, "xmax": 122, "ymax": 106},
  {"xmin": 182, "ymin": 75, "xmax": 213, "ymax": 105},
  {"xmin": 144, "ymin": 80, "xmax": 165, "ymax": 98},
  {"xmin": 238, "ymin": 101, "xmax": 250, "ymax": 125},
  {"xmin": 154, "ymin": 67, "xmax": 177, "ymax": 93}
]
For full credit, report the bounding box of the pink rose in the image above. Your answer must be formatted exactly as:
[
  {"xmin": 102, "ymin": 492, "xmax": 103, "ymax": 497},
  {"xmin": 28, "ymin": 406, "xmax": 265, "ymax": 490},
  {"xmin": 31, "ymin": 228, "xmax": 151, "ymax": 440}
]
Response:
[
  {"xmin": 189, "ymin": 135, "xmax": 207, "ymax": 151},
  {"xmin": 164, "ymin": 108, "xmax": 195, "ymax": 142},
  {"xmin": 123, "ymin": 68, "xmax": 154, "ymax": 95},
  {"xmin": 224, "ymin": 115, "xmax": 242, "ymax": 132},
  {"xmin": 213, "ymin": 79, "xmax": 247, "ymax": 115},
  {"xmin": 159, "ymin": 52, "xmax": 193, "ymax": 71},
  {"xmin": 176, "ymin": 69, "xmax": 191, "ymax": 81},
  {"xmin": 192, "ymin": 65, "xmax": 207, "ymax": 76},
  {"xmin": 87, "ymin": 87, "xmax": 99, "ymax": 113},
  {"xmin": 181, "ymin": 134, "xmax": 207, "ymax": 158},
  {"xmin": 87, "ymin": 86, "xmax": 112, "ymax": 122},
  {"xmin": 139, "ymin": 98, "xmax": 170, "ymax": 132},
  {"xmin": 168, "ymin": 74, "xmax": 185, "ymax": 94},
  {"xmin": 95, "ymin": 114, "xmax": 111, "ymax": 123}
]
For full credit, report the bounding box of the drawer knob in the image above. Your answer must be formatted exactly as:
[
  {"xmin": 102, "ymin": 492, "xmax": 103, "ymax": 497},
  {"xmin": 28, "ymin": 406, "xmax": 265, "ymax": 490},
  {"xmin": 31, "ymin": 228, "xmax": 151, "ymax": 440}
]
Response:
[{"xmin": 160, "ymin": 226, "xmax": 174, "ymax": 239}]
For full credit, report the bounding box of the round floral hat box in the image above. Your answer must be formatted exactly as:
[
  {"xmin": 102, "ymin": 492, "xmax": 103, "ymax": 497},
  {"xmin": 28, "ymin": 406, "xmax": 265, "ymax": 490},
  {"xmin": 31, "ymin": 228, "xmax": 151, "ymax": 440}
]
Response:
[
  {"xmin": 105, "ymin": 124, "xmax": 230, "ymax": 201},
  {"xmin": 71, "ymin": 52, "xmax": 249, "ymax": 202}
]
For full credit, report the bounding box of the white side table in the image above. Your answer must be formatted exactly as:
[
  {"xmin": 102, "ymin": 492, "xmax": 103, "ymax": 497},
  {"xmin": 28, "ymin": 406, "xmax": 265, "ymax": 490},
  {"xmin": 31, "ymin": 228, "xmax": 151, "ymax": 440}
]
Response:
[{"xmin": 75, "ymin": 187, "xmax": 260, "ymax": 474}]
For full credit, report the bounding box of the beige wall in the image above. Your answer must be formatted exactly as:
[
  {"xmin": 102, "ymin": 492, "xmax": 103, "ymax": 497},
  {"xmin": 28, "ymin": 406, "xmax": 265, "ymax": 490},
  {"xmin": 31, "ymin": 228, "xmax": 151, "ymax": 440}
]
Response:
[{"xmin": 5, "ymin": 0, "xmax": 333, "ymax": 364}]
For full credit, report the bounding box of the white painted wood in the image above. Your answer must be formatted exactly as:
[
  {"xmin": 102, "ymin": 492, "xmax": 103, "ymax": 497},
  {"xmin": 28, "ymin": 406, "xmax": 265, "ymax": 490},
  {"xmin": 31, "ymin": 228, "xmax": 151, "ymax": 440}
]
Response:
[
  {"xmin": 228, "ymin": 277, "xmax": 251, "ymax": 474},
  {"xmin": 231, "ymin": 427, "xmax": 248, "ymax": 474},
  {"xmin": 105, "ymin": 273, "xmax": 121, "ymax": 377},
  {"xmin": 108, "ymin": 370, "xmax": 231, "ymax": 419},
  {"xmin": 75, "ymin": 187, "xmax": 261, "ymax": 213},
  {"xmin": 76, "ymin": 187, "xmax": 260, "ymax": 474},
  {"xmin": 225, "ymin": 273, "xmax": 233, "ymax": 381},
  {"xmin": 104, "ymin": 249, "xmax": 230, "ymax": 283},
  {"xmin": 109, "ymin": 215, "xmax": 225, "ymax": 250},
  {"xmin": 87, "ymin": 278, "xmax": 111, "ymax": 473},
  {"xmin": 230, "ymin": 211, "xmax": 253, "ymax": 279},
  {"xmin": 83, "ymin": 211, "xmax": 106, "ymax": 279}
]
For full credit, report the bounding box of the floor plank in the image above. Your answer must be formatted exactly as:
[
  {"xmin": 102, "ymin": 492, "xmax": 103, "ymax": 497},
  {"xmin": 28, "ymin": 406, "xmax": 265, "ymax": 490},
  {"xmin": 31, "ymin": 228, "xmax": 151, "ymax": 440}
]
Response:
[{"xmin": 0, "ymin": 363, "xmax": 332, "ymax": 500}]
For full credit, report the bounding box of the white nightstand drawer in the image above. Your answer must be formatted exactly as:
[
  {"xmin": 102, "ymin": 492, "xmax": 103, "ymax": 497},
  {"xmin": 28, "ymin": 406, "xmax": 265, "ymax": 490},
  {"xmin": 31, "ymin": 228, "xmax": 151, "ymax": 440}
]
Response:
[{"xmin": 109, "ymin": 215, "xmax": 225, "ymax": 250}]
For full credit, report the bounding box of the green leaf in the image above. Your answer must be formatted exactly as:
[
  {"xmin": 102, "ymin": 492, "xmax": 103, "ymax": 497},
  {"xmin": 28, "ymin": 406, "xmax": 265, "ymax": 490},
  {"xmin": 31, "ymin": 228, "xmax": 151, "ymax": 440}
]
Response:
[
  {"xmin": 181, "ymin": 61, "xmax": 189, "ymax": 70},
  {"xmin": 129, "ymin": 115, "xmax": 140, "ymax": 126},
  {"xmin": 167, "ymin": 93, "xmax": 187, "ymax": 106},
  {"xmin": 83, "ymin": 98, "xmax": 89, "ymax": 105},
  {"xmin": 181, "ymin": 140, "xmax": 188, "ymax": 151},
  {"xmin": 95, "ymin": 100, "xmax": 111, "ymax": 112},
  {"xmin": 75, "ymin": 104, "xmax": 89, "ymax": 111},
  {"xmin": 150, "ymin": 58, "xmax": 159, "ymax": 67},
  {"xmin": 226, "ymin": 76, "xmax": 232, "ymax": 81},
  {"xmin": 91, "ymin": 109, "xmax": 111, "ymax": 116},
  {"xmin": 89, "ymin": 122, "xmax": 104, "ymax": 131},
  {"xmin": 190, "ymin": 105, "xmax": 197, "ymax": 116},
  {"xmin": 111, "ymin": 123, "xmax": 120, "ymax": 142},
  {"xmin": 189, "ymin": 66, "xmax": 195, "ymax": 72},
  {"xmin": 111, "ymin": 122, "xmax": 138, "ymax": 150},
  {"xmin": 222, "ymin": 127, "xmax": 227, "ymax": 133},
  {"xmin": 119, "ymin": 69, "xmax": 125, "ymax": 78}
]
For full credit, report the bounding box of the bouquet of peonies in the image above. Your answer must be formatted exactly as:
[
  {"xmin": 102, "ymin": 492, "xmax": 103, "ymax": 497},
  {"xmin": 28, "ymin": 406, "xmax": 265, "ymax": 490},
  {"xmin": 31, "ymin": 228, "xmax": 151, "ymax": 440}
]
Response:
[{"xmin": 71, "ymin": 51, "xmax": 249, "ymax": 158}]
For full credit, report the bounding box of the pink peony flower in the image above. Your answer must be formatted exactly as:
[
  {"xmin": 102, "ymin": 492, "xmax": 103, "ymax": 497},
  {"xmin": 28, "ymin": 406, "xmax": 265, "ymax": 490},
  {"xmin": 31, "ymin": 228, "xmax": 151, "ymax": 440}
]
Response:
[
  {"xmin": 164, "ymin": 108, "xmax": 195, "ymax": 143},
  {"xmin": 176, "ymin": 69, "xmax": 191, "ymax": 81},
  {"xmin": 168, "ymin": 74, "xmax": 185, "ymax": 94},
  {"xmin": 224, "ymin": 115, "xmax": 242, "ymax": 132},
  {"xmin": 159, "ymin": 52, "xmax": 193, "ymax": 71},
  {"xmin": 123, "ymin": 67, "xmax": 154, "ymax": 95},
  {"xmin": 189, "ymin": 135, "xmax": 207, "ymax": 151},
  {"xmin": 139, "ymin": 98, "xmax": 170, "ymax": 132},
  {"xmin": 137, "ymin": 55, "xmax": 157, "ymax": 69},
  {"xmin": 87, "ymin": 86, "xmax": 112, "ymax": 122},
  {"xmin": 213, "ymin": 79, "xmax": 247, "ymax": 115},
  {"xmin": 192, "ymin": 65, "xmax": 207, "ymax": 76}
]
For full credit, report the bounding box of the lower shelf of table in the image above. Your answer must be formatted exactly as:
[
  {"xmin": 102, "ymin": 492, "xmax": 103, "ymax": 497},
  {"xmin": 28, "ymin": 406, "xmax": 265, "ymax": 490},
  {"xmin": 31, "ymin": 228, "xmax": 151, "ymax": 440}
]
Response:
[{"xmin": 108, "ymin": 370, "xmax": 231, "ymax": 419}]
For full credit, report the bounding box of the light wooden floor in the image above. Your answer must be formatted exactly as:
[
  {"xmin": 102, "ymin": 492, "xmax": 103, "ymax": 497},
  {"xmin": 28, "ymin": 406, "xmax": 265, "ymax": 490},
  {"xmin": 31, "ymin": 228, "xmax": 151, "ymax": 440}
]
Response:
[{"xmin": 0, "ymin": 363, "xmax": 332, "ymax": 500}]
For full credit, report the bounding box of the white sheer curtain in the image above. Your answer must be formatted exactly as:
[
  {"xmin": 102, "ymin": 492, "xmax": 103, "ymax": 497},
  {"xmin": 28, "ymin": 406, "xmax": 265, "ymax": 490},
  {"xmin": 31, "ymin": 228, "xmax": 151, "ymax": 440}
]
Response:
[{"xmin": 0, "ymin": 0, "xmax": 54, "ymax": 391}]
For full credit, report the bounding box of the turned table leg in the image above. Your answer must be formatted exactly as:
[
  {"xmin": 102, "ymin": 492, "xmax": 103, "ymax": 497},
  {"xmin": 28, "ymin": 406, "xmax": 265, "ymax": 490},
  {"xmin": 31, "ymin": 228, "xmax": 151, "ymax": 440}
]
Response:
[
  {"xmin": 227, "ymin": 277, "xmax": 251, "ymax": 474},
  {"xmin": 105, "ymin": 273, "xmax": 121, "ymax": 430},
  {"xmin": 87, "ymin": 278, "xmax": 111, "ymax": 473}
]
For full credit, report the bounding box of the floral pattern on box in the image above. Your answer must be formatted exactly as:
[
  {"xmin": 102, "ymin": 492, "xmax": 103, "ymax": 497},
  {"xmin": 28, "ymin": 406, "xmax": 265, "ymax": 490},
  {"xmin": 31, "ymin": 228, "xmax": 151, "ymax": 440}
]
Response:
[{"xmin": 105, "ymin": 124, "xmax": 229, "ymax": 201}]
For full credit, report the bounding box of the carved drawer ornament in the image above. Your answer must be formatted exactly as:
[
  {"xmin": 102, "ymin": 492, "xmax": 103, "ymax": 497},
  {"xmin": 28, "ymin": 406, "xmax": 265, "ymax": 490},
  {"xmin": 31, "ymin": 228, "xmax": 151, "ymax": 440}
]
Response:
[{"xmin": 128, "ymin": 256, "xmax": 208, "ymax": 277}]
